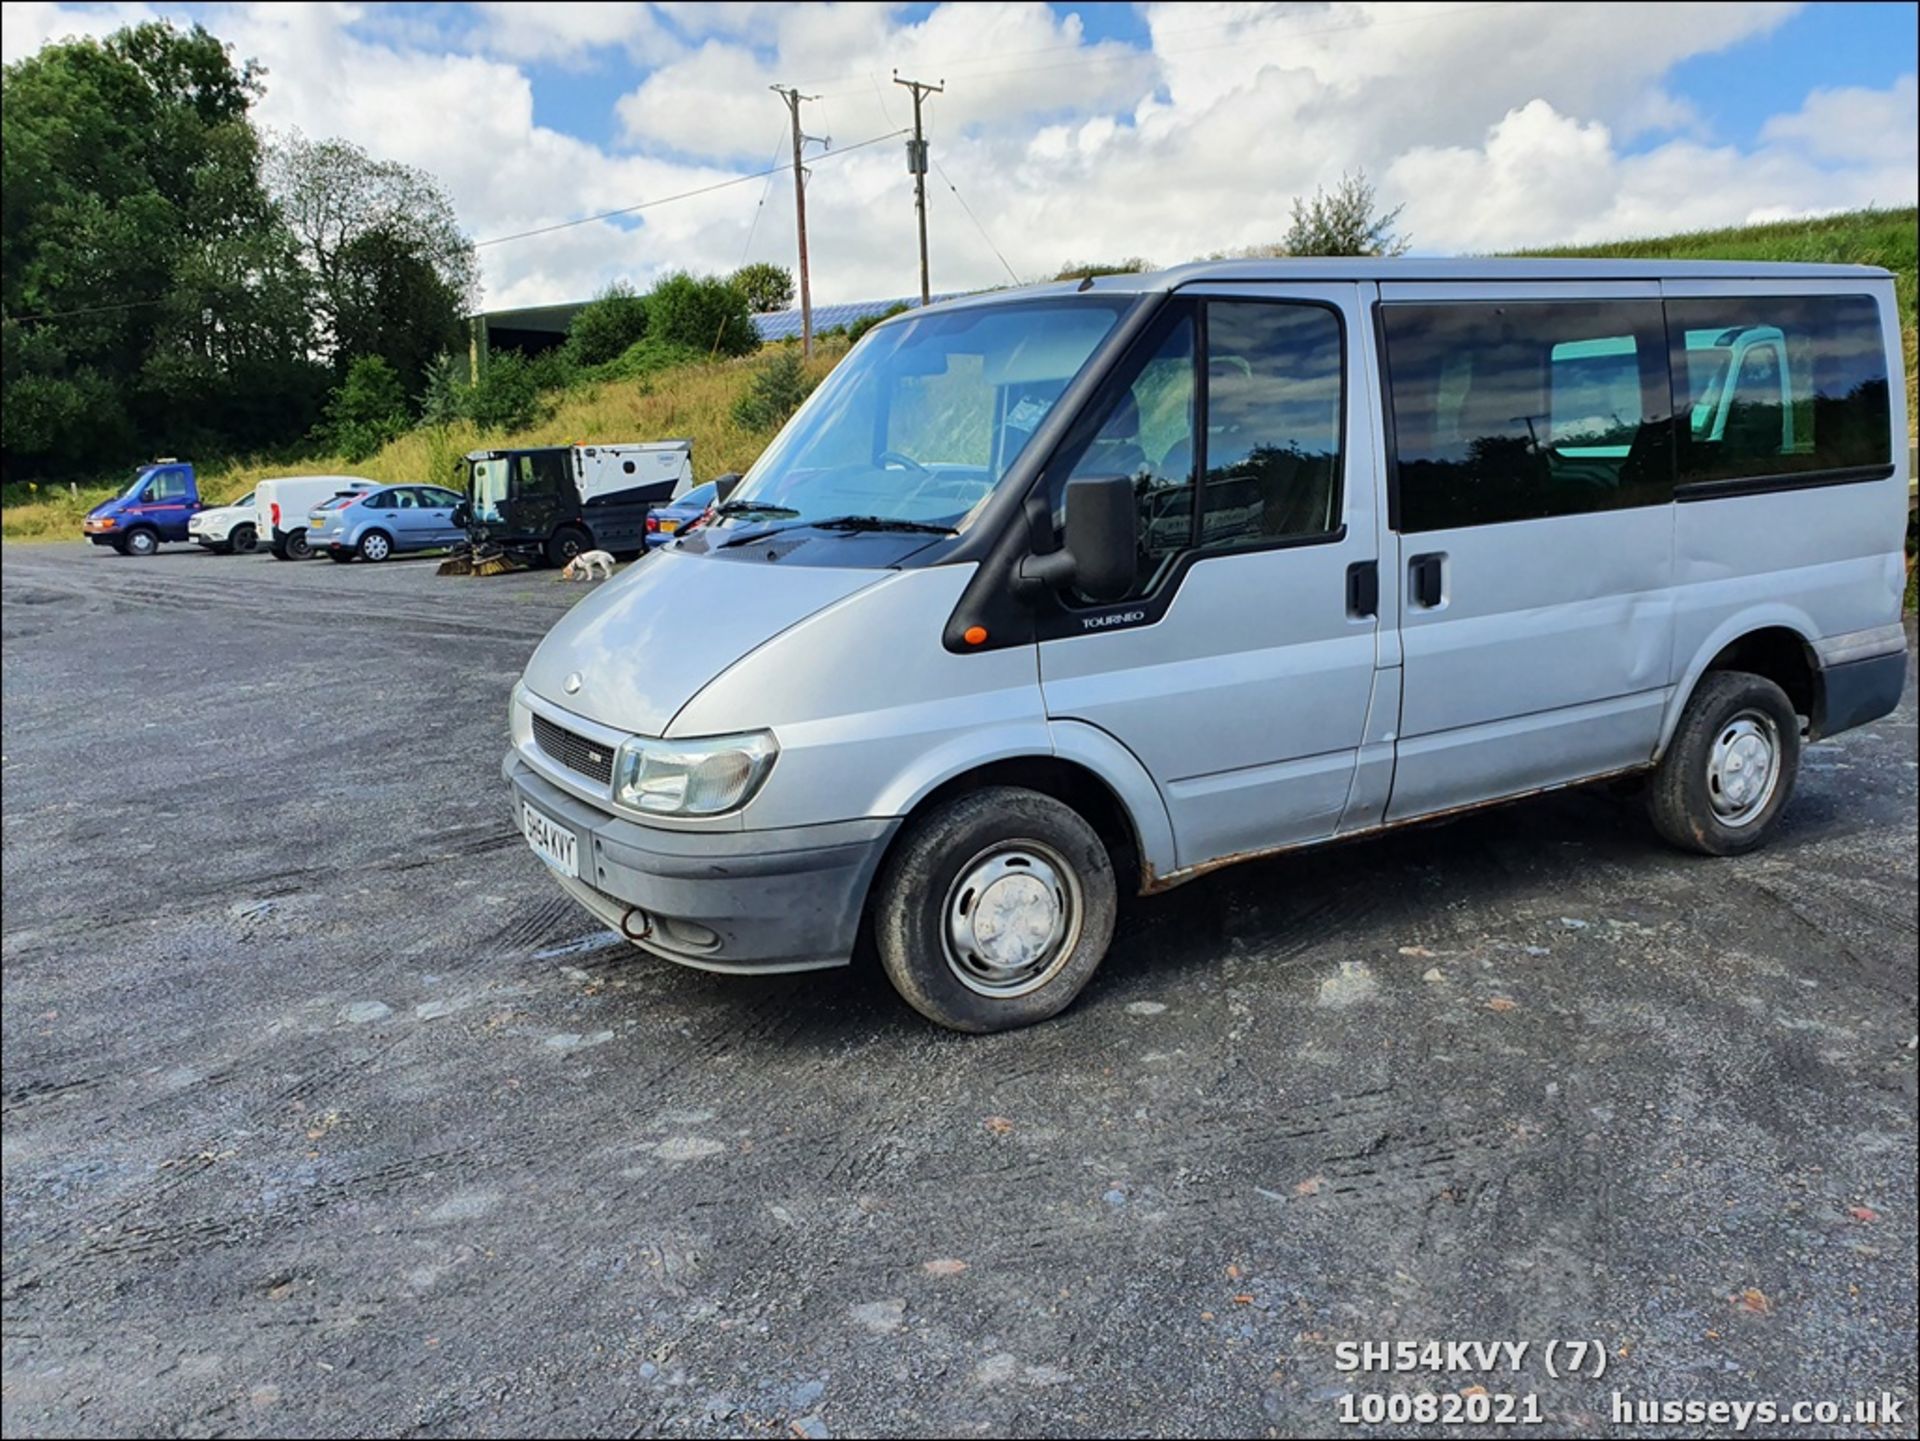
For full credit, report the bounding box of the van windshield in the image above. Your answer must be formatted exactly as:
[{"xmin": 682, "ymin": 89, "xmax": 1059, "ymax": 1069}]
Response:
[
  {"xmin": 717, "ymin": 297, "xmax": 1130, "ymax": 537},
  {"xmin": 471, "ymin": 458, "xmax": 510, "ymax": 522}
]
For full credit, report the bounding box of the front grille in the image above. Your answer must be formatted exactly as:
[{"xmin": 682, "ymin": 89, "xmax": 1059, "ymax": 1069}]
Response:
[{"xmin": 532, "ymin": 713, "xmax": 615, "ymax": 785}]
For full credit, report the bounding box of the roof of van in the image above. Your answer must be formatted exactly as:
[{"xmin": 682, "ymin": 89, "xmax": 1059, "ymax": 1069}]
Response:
[{"xmin": 916, "ymin": 257, "xmax": 1893, "ymax": 314}]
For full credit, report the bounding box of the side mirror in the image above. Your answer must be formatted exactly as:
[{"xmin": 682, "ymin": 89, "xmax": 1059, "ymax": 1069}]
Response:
[
  {"xmin": 451, "ymin": 503, "xmax": 471, "ymax": 527},
  {"xmin": 1019, "ymin": 475, "xmax": 1136, "ymax": 603},
  {"xmin": 712, "ymin": 472, "xmax": 743, "ymax": 504}
]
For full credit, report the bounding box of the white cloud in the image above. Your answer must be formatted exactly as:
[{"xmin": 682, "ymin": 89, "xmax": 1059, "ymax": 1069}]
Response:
[
  {"xmin": 1759, "ymin": 72, "xmax": 1918, "ymax": 165},
  {"xmin": 2, "ymin": 0, "xmax": 1912, "ymax": 310}
]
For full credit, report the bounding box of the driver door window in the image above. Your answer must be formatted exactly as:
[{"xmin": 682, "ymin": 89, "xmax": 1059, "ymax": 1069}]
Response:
[{"xmin": 1060, "ymin": 315, "xmax": 1197, "ymax": 600}]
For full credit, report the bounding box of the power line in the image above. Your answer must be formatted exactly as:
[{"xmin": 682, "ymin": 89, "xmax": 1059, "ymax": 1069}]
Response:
[
  {"xmin": 932, "ymin": 156, "xmax": 1020, "ymax": 287},
  {"xmin": 471, "ymin": 127, "xmax": 906, "ymax": 250}
]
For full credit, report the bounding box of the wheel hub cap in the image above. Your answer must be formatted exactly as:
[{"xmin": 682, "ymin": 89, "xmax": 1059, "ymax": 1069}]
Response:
[
  {"xmin": 942, "ymin": 842, "xmax": 1081, "ymax": 998},
  {"xmin": 1707, "ymin": 711, "xmax": 1780, "ymax": 827}
]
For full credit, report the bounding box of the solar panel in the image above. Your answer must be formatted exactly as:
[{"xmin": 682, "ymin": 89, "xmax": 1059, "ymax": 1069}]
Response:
[{"xmin": 751, "ymin": 293, "xmax": 966, "ymax": 341}]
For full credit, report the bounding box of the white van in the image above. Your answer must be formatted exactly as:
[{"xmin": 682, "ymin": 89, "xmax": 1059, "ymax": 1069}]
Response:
[
  {"xmin": 504, "ymin": 260, "xmax": 1910, "ymax": 1032},
  {"xmin": 254, "ymin": 475, "xmax": 376, "ymax": 559}
]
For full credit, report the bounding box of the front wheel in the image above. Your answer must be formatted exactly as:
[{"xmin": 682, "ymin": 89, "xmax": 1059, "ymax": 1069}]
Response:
[
  {"xmin": 123, "ymin": 527, "xmax": 159, "ymax": 557},
  {"xmin": 544, "ymin": 526, "xmax": 590, "ymax": 569},
  {"xmin": 1648, "ymin": 670, "xmax": 1801, "ymax": 856},
  {"xmin": 872, "ymin": 787, "xmax": 1118, "ymax": 1033},
  {"xmin": 230, "ymin": 523, "xmax": 257, "ymax": 554}
]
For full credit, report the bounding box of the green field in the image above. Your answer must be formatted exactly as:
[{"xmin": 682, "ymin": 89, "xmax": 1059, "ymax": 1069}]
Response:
[{"xmin": 6, "ymin": 207, "xmax": 1915, "ymax": 544}]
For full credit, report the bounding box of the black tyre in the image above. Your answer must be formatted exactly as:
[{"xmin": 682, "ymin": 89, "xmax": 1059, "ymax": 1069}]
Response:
[
  {"xmin": 356, "ymin": 528, "xmax": 393, "ymax": 563},
  {"xmin": 230, "ymin": 523, "xmax": 258, "ymax": 554},
  {"xmin": 872, "ymin": 786, "xmax": 1118, "ymax": 1033},
  {"xmin": 122, "ymin": 526, "xmax": 159, "ymax": 557},
  {"xmin": 544, "ymin": 526, "xmax": 590, "ymax": 569},
  {"xmin": 1648, "ymin": 670, "xmax": 1801, "ymax": 857},
  {"xmin": 326, "ymin": 548, "xmax": 355, "ymax": 563},
  {"xmin": 271, "ymin": 528, "xmax": 311, "ymax": 561}
]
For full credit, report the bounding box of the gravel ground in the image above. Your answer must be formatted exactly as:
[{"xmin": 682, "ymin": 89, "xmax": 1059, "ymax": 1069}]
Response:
[{"xmin": 2, "ymin": 540, "xmax": 1916, "ymax": 1439}]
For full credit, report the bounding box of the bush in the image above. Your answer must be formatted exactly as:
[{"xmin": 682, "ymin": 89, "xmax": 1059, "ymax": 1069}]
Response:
[
  {"xmin": 588, "ymin": 336, "xmax": 707, "ymax": 383},
  {"xmin": 731, "ymin": 347, "xmax": 818, "ymax": 431},
  {"xmin": 323, "ymin": 355, "xmax": 408, "ymax": 460},
  {"xmin": 645, "ymin": 271, "xmax": 759, "ymax": 357},
  {"xmin": 466, "ymin": 350, "xmax": 543, "ymax": 433},
  {"xmin": 847, "ymin": 303, "xmax": 911, "ymax": 346},
  {"xmin": 566, "ymin": 281, "xmax": 650, "ymax": 365}
]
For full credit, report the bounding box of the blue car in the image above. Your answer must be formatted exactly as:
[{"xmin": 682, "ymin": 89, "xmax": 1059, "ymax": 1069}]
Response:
[
  {"xmin": 310, "ymin": 484, "xmax": 467, "ymax": 563},
  {"xmin": 644, "ymin": 480, "xmax": 719, "ymax": 549}
]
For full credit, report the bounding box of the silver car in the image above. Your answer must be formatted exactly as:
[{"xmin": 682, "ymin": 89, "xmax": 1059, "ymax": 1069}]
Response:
[{"xmin": 505, "ymin": 258, "xmax": 1911, "ymax": 1032}]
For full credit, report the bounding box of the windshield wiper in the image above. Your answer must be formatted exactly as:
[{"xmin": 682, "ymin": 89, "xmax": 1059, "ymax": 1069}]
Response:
[
  {"xmin": 808, "ymin": 515, "xmax": 959, "ymax": 535},
  {"xmin": 720, "ymin": 514, "xmax": 959, "ymax": 549},
  {"xmin": 712, "ymin": 499, "xmax": 800, "ymax": 519}
]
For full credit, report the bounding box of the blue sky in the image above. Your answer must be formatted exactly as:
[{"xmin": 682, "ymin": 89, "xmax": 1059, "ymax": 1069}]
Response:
[{"xmin": 5, "ymin": 2, "xmax": 1915, "ymax": 307}]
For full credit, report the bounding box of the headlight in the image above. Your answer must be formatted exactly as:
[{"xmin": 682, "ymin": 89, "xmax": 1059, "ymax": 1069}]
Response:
[{"xmin": 613, "ymin": 731, "xmax": 777, "ymax": 817}]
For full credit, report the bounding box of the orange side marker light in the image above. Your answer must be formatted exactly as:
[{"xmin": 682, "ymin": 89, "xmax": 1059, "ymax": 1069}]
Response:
[{"xmin": 963, "ymin": 625, "xmax": 988, "ymax": 646}]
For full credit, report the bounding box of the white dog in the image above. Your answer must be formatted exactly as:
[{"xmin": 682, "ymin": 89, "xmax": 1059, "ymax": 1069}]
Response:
[{"xmin": 560, "ymin": 549, "xmax": 616, "ymax": 582}]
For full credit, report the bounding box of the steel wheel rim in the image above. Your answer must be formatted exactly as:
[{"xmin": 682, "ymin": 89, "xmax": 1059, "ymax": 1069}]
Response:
[
  {"xmin": 1707, "ymin": 709, "xmax": 1781, "ymax": 827},
  {"xmin": 941, "ymin": 839, "xmax": 1082, "ymax": 998},
  {"xmin": 129, "ymin": 531, "xmax": 155, "ymax": 555},
  {"xmin": 364, "ymin": 533, "xmax": 389, "ymax": 561}
]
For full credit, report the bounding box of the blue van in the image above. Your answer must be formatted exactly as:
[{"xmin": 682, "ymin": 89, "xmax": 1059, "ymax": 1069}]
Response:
[{"xmin": 81, "ymin": 460, "xmax": 204, "ymax": 555}]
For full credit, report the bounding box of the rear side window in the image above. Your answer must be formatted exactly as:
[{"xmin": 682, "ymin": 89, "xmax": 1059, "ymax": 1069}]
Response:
[
  {"xmin": 1665, "ymin": 294, "xmax": 1890, "ymax": 489},
  {"xmin": 1382, "ymin": 301, "xmax": 1672, "ymax": 532}
]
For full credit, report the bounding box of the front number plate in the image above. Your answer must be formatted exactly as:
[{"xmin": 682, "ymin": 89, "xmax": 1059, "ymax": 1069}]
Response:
[{"xmin": 521, "ymin": 803, "xmax": 579, "ymax": 878}]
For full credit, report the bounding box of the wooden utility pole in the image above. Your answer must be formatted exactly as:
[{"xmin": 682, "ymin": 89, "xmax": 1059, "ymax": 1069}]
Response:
[
  {"xmin": 770, "ymin": 84, "xmax": 820, "ymax": 356},
  {"xmin": 893, "ymin": 72, "xmax": 944, "ymax": 306}
]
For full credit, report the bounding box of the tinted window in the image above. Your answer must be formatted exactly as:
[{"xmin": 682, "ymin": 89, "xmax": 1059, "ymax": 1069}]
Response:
[
  {"xmin": 516, "ymin": 452, "xmax": 569, "ymax": 497},
  {"xmin": 1201, "ymin": 301, "xmax": 1342, "ymax": 550},
  {"xmin": 1666, "ymin": 294, "xmax": 1890, "ymax": 487},
  {"xmin": 370, "ymin": 490, "xmax": 399, "ymax": 509},
  {"xmin": 1383, "ymin": 301, "xmax": 1672, "ymax": 532}
]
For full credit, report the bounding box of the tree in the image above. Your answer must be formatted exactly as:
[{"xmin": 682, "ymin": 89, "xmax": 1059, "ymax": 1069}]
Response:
[
  {"xmin": 730, "ymin": 262, "xmax": 794, "ymax": 314},
  {"xmin": 566, "ymin": 281, "xmax": 649, "ymax": 365},
  {"xmin": 322, "ymin": 354, "xmax": 407, "ymax": 460},
  {"xmin": 465, "ymin": 350, "xmax": 542, "ymax": 433},
  {"xmin": 731, "ymin": 348, "xmax": 817, "ymax": 430},
  {"xmin": 269, "ymin": 133, "xmax": 478, "ymax": 397},
  {"xmin": 1279, "ymin": 170, "xmax": 1409, "ymax": 257},
  {"xmin": 3, "ymin": 21, "xmax": 325, "ymax": 476},
  {"xmin": 644, "ymin": 272, "xmax": 758, "ymax": 357}
]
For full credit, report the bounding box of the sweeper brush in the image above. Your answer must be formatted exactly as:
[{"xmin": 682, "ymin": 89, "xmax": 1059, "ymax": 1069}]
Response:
[{"xmin": 436, "ymin": 541, "xmax": 525, "ymax": 577}]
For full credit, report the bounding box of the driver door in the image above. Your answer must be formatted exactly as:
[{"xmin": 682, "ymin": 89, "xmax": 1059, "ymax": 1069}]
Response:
[{"xmin": 1037, "ymin": 284, "xmax": 1386, "ymax": 873}]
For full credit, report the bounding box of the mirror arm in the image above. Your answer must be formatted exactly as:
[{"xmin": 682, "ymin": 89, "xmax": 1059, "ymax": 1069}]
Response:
[{"xmin": 1016, "ymin": 549, "xmax": 1077, "ymax": 591}]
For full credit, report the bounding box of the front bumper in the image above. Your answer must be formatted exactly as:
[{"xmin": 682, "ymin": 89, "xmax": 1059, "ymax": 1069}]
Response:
[{"xmin": 504, "ymin": 751, "xmax": 898, "ymax": 973}]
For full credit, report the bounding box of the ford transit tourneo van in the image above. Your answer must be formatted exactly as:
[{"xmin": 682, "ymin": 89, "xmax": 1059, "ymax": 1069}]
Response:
[{"xmin": 504, "ymin": 259, "xmax": 1910, "ymax": 1032}]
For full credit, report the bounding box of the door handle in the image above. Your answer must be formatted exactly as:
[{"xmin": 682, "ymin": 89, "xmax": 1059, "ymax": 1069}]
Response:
[
  {"xmin": 1346, "ymin": 560, "xmax": 1378, "ymax": 618},
  {"xmin": 1408, "ymin": 552, "xmax": 1446, "ymax": 608}
]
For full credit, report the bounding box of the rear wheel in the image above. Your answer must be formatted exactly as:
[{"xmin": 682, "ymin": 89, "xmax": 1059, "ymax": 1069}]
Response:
[
  {"xmin": 544, "ymin": 525, "xmax": 590, "ymax": 569},
  {"xmin": 357, "ymin": 529, "xmax": 393, "ymax": 563},
  {"xmin": 122, "ymin": 527, "xmax": 159, "ymax": 557},
  {"xmin": 1648, "ymin": 670, "xmax": 1801, "ymax": 856},
  {"xmin": 274, "ymin": 528, "xmax": 311, "ymax": 561},
  {"xmin": 873, "ymin": 786, "xmax": 1118, "ymax": 1033},
  {"xmin": 230, "ymin": 523, "xmax": 257, "ymax": 554}
]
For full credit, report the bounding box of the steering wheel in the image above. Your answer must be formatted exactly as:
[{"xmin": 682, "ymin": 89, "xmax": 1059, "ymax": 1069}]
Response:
[{"xmin": 877, "ymin": 449, "xmax": 933, "ymax": 476}]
